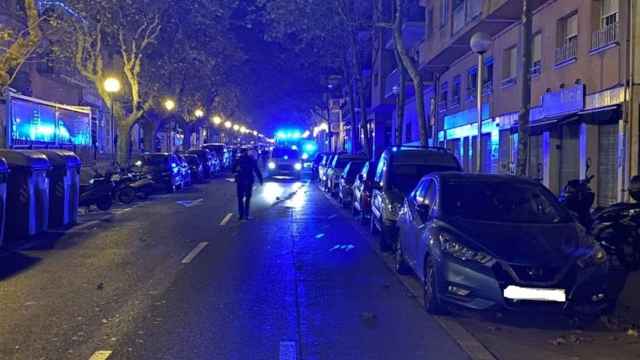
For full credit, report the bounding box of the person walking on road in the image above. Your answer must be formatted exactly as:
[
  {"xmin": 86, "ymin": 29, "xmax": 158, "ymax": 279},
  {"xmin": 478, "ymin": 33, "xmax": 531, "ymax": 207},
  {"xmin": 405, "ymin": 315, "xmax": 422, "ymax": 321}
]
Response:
[{"xmin": 233, "ymin": 148, "xmax": 263, "ymax": 220}]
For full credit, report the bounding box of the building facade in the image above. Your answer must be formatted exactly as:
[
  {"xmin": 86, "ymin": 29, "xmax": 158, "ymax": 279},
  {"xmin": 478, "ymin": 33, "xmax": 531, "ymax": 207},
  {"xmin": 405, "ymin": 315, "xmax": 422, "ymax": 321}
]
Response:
[{"xmin": 375, "ymin": 0, "xmax": 639, "ymax": 206}]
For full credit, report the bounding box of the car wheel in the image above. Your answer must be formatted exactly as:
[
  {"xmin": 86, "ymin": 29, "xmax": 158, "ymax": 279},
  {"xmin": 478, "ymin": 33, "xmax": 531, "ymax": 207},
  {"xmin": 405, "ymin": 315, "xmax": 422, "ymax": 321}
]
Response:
[
  {"xmin": 395, "ymin": 240, "xmax": 411, "ymax": 275},
  {"xmin": 423, "ymin": 256, "xmax": 447, "ymax": 315},
  {"xmin": 96, "ymin": 195, "xmax": 113, "ymax": 211},
  {"xmin": 118, "ymin": 187, "xmax": 136, "ymax": 204}
]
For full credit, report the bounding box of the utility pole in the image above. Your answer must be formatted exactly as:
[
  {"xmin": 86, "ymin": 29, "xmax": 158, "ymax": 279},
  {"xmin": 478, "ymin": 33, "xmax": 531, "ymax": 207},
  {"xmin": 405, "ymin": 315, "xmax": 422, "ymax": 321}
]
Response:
[{"xmin": 516, "ymin": 0, "xmax": 533, "ymax": 176}]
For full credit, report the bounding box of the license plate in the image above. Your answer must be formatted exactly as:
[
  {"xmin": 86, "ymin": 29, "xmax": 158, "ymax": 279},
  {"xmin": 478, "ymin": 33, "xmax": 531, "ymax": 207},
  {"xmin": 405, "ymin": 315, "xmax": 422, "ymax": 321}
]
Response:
[{"xmin": 503, "ymin": 286, "xmax": 566, "ymax": 302}]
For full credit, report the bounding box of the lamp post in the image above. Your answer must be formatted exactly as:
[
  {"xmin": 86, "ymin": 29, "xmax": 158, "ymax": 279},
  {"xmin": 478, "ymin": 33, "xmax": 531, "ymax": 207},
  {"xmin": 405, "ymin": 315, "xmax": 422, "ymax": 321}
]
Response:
[
  {"xmin": 103, "ymin": 77, "xmax": 121, "ymax": 163},
  {"xmin": 212, "ymin": 115, "xmax": 223, "ymax": 126},
  {"xmin": 470, "ymin": 32, "xmax": 492, "ymax": 173},
  {"xmin": 194, "ymin": 108, "xmax": 204, "ymax": 118},
  {"xmin": 164, "ymin": 99, "xmax": 176, "ymax": 112}
]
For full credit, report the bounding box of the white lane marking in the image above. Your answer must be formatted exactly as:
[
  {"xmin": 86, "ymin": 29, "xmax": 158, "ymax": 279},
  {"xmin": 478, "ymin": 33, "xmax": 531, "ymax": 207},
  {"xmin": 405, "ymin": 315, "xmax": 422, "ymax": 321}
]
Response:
[
  {"xmin": 220, "ymin": 213, "xmax": 234, "ymax": 226},
  {"xmin": 315, "ymin": 233, "xmax": 325, "ymax": 239},
  {"xmin": 181, "ymin": 242, "xmax": 209, "ymax": 264},
  {"xmin": 279, "ymin": 341, "xmax": 297, "ymax": 360},
  {"xmin": 88, "ymin": 350, "xmax": 112, "ymax": 360}
]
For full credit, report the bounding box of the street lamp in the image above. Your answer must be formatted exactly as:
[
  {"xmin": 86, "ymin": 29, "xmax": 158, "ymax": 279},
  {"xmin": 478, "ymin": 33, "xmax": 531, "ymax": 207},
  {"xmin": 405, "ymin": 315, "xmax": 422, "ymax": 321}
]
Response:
[
  {"xmin": 103, "ymin": 77, "xmax": 121, "ymax": 163},
  {"xmin": 240, "ymin": 126, "xmax": 247, "ymax": 133},
  {"xmin": 212, "ymin": 115, "xmax": 223, "ymax": 126},
  {"xmin": 470, "ymin": 32, "xmax": 492, "ymax": 174},
  {"xmin": 252, "ymin": 130, "xmax": 258, "ymax": 136},
  {"xmin": 233, "ymin": 124, "xmax": 240, "ymax": 131},
  {"xmin": 164, "ymin": 99, "xmax": 176, "ymax": 112},
  {"xmin": 194, "ymin": 108, "xmax": 205, "ymax": 118},
  {"xmin": 224, "ymin": 121, "xmax": 232, "ymax": 129}
]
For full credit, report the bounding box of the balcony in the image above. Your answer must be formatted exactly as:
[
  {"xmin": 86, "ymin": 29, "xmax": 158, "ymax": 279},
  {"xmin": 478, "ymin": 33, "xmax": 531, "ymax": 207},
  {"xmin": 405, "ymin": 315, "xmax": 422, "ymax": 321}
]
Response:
[
  {"xmin": 529, "ymin": 61, "xmax": 542, "ymax": 78},
  {"xmin": 420, "ymin": 0, "xmax": 547, "ymax": 76},
  {"xmin": 591, "ymin": 22, "xmax": 619, "ymax": 52},
  {"xmin": 555, "ymin": 38, "xmax": 577, "ymax": 66},
  {"xmin": 452, "ymin": 0, "xmax": 483, "ymax": 34}
]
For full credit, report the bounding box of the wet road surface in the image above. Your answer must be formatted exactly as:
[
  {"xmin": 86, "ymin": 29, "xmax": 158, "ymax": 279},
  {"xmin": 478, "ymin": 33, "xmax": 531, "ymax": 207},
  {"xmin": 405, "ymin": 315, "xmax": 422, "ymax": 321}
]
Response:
[{"xmin": 0, "ymin": 178, "xmax": 468, "ymax": 359}]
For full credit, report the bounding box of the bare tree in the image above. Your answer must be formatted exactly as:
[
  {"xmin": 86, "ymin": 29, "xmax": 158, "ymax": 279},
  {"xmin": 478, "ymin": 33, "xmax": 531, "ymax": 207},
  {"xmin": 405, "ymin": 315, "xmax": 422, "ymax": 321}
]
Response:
[
  {"xmin": 516, "ymin": 0, "xmax": 533, "ymax": 176},
  {"xmin": 0, "ymin": 0, "xmax": 42, "ymax": 91}
]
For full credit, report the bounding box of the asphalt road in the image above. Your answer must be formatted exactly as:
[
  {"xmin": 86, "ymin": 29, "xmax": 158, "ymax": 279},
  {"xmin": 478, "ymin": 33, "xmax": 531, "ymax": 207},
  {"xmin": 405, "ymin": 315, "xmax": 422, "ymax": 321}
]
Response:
[{"xmin": 0, "ymin": 176, "xmax": 469, "ymax": 360}]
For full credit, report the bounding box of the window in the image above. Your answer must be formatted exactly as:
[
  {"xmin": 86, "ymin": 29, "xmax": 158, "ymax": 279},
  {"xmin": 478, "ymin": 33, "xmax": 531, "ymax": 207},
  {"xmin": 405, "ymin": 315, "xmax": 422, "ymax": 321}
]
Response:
[
  {"xmin": 601, "ymin": 0, "xmax": 618, "ymax": 28},
  {"xmin": 483, "ymin": 57, "xmax": 494, "ymax": 89},
  {"xmin": 467, "ymin": 66, "xmax": 478, "ymax": 99},
  {"xmin": 440, "ymin": 0, "xmax": 448, "ymax": 28},
  {"xmin": 531, "ymin": 33, "xmax": 542, "ymax": 76},
  {"xmin": 439, "ymin": 81, "xmax": 448, "ymax": 110},
  {"xmin": 502, "ymin": 46, "xmax": 517, "ymax": 81},
  {"xmin": 452, "ymin": 75, "xmax": 461, "ymax": 106},
  {"xmin": 556, "ymin": 13, "xmax": 578, "ymax": 63},
  {"xmin": 426, "ymin": 7, "xmax": 434, "ymax": 39}
]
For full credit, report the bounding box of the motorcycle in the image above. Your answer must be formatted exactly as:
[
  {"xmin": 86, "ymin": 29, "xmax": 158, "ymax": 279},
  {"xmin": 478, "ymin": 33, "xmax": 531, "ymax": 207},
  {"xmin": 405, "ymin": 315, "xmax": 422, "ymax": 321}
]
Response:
[
  {"xmin": 560, "ymin": 161, "xmax": 640, "ymax": 271},
  {"xmin": 80, "ymin": 171, "xmax": 115, "ymax": 211}
]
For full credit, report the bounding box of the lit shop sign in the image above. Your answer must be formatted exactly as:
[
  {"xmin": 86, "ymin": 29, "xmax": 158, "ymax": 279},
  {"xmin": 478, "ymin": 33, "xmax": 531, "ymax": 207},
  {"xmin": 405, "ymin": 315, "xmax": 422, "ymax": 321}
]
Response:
[
  {"xmin": 585, "ymin": 86, "xmax": 625, "ymax": 110},
  {"xmin": 444, "ymin": 103, "xmax": 490, "ymax": 130},
  {"xmin": 9, "ymin": 95, "xmax": 92, "ymax": 147}
]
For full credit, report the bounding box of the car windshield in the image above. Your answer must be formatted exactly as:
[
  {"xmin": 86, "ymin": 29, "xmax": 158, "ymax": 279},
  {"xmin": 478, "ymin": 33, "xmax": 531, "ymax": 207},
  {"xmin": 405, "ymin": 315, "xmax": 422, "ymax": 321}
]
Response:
[
  {"xmin": 272, "ymin": 148, "xmax": 300, "ymax": 159},
  {"xmin": 390, "ymin": 164, "xmax": 459, "ymax": 194},
  {"xmin": 442, "ymin": 179, "xmax": 571, "ymax": 224}
]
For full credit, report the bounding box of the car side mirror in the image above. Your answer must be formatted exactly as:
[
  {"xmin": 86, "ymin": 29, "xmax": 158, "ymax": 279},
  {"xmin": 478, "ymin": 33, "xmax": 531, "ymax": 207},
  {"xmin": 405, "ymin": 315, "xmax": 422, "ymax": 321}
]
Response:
[{"xmin": 416, "ymin": 203, "xmax": 431, "ymax": 222}]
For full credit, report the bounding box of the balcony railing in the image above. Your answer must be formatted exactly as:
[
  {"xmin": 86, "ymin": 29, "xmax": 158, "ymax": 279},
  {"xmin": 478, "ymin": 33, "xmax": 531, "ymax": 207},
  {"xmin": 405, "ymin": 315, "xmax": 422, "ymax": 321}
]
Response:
[
  {"xmin": 555, "ymin": 38, "xmax": 577, "ymax": 65},
  {"xmin": 591, "ymin": 22, "xmax": 619, "ymax": 51},
  {"xmin": 452, "ymin": 0, "xmax": 482, "ymax": 34},
  {"xmin": 529, "ymin": 61, "xmax": 542, "ymax": 77}
]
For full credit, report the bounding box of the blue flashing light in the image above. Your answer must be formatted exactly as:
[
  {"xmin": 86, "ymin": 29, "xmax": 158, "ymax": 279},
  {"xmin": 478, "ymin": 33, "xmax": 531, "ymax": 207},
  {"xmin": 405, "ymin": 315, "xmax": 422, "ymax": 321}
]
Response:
[{"xmin": 303, "ymin": 141, "xmax": 317, "ymax": 153}]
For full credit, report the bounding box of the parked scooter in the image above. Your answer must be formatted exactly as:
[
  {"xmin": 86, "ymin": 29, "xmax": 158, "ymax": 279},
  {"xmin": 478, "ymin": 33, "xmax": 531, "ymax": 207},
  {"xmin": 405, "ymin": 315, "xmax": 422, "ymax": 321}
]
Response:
[
  {"xmin": 80, "ymin": 170, "xmax": 115, "ymax": 211},
  {"xmin": 560, "ymin": 161, "xmax": 640, "ymax": 271}
]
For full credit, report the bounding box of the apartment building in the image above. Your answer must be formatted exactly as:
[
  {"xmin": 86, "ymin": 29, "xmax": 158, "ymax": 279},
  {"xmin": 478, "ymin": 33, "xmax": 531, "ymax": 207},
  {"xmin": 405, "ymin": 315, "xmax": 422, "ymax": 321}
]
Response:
[{"xmin": 375, "ymin": 0, "xmax": 639, "ymax": 206}]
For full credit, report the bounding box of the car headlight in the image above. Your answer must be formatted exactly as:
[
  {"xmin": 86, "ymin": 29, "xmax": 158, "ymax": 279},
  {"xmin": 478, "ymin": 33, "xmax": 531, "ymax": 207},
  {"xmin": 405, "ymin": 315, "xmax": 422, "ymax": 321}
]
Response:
[
  {"xmin": 89, "ymin": 178, "xmax": 95, "ymax": 185},
  {"xmin": 134, "ymin": 160, "xmax": 142, "ymax": 167},
  {"xmin": 439, "ymin": 232, "xmax": 494, "ymax": 265},
  {"xmin": 294, "ymin": 162, "xmax": 302, "ymax": 171},
  {"xmin": 268, "ymin": 162, "xmax": 276, "ymax": 170},
  {"xmin": 577, "ymin": 245, "xmax": 608, "ymax": 268}
]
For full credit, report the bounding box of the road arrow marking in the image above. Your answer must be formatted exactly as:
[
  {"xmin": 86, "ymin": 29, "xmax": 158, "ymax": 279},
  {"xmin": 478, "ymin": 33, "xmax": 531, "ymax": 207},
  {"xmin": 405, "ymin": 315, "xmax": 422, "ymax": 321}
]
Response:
[
  {"xmin": 181, "ymin": 242, "xmax": 209, "ymax": 264},
  {"xmin": 220, "ymin": 213, "xmax": 233, "ymax": 226},
  {"xmin": 89, "ymin": 350, "xmax": 112, "ymax": 360}
]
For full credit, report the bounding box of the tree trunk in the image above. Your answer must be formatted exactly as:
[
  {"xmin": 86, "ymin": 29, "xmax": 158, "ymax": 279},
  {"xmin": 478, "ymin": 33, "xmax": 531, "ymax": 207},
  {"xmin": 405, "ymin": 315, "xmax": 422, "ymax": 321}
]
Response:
[
  {"xmin": 117, "ymin": 121, "xmax": 133, "ymax": 167},
  {"xmin": 392, "ymin": 0, "xmax": 428, "ymax": 146},
  {"xmin": 516, "ymin": 0, "xmax": 533, "ymax": 176},
  {"xmin": 394, "ymin": 48, "xmax": 406, "ymax": 145},
  {"xmin": 350, "ymin": 33, "xmax": 370, "ymax": 158}
]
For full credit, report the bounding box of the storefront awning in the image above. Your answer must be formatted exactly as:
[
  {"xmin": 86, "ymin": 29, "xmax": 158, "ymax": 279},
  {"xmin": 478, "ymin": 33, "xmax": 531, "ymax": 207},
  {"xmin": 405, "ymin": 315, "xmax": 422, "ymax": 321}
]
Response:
[{"xmin": 577, "ymin": 105, "xmax": 621, "ymax": 125}]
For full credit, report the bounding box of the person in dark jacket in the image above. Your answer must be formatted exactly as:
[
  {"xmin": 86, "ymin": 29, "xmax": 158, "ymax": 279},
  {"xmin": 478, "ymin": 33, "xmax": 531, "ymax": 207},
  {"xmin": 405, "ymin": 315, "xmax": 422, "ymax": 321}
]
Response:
[{"xmin": 233, "ymin": 148, "xmax": 263, "ymax": 220}]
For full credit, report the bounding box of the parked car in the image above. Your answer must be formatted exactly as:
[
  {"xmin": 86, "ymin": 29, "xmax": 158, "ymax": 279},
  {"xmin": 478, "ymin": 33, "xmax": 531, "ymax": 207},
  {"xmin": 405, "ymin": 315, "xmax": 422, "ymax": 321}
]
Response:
[
  {"xmin": 175, "ymin": 154, "xmax": 192, "ymax": 187},
  {"xmin": 132, "ymin": 153, "xmax": 184, "ymax": 193},
  {"xmin": 188, "ymin": 149, "xmax": 216, "ymax": 178},
  {"xmin": 338, "ymin": 160, "xmax": 367, "ymax": 207},
  {"xmin": 184, "ymin": 154, "xmax": 206, "ymax": 183},
  {"xmin": 396, "ymin": 172, "xmax": 609, "ymax": 317},
  {"xmin": 371, "ymin": 146, "xmax": 462, "ymax": 252},
  {"xmin": 267, "ymin": 147, "xmax": 303, "ymax": 179},
  {"xmin": 311, "ymin": 153, "xmax": 326, "ymax": 180},
  {"xmin": 352, "ymin": 159, "xmax": 377, "ymax": 223},
  {"xmin": 202, "ymin": 143, "xmax": 229, "ymax": 169},
  {"xmin": 326, "ymin": 154, "xmax": 368, "ymax": 196}
]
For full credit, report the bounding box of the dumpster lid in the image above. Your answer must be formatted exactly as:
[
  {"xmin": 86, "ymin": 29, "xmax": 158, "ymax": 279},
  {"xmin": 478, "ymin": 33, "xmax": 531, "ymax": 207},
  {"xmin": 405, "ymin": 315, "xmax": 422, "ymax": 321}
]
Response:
[
  {"xmin": 39, "ymin": 150, "xmax": 82, "ymax": 168},
  {"xmin": 0, "ymin": 157, "xmax": 7, "ymax": 173},
  {"xmin": 0, "ymin": 150, "xmax": 50, "ymax": 170}
]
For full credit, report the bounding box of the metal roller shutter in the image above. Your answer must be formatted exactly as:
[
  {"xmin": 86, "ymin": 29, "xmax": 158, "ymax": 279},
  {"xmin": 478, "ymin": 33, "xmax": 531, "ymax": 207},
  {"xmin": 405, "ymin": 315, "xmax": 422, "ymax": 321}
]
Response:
[
  {"xmin": 560, "ymin": 124, "xmax": 580, "ymax": 189},
  {"xmin": 598, "ymin": 123, "xmax": 618, "ymax": 206}
]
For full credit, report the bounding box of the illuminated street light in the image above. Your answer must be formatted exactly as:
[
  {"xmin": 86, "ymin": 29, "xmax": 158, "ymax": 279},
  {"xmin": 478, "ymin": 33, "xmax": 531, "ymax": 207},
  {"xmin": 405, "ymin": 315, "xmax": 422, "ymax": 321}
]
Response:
[
  {"xmin": 212, "ymin": 115, "xmax": 223, "ymax": 126},
  {"xmin": 252, "ymin": 130, "xmax": 258, "ymax": 136},
  {"xmin": 164, "ymin": 99, "xmax": 176, "ymax": 112},
  {"xmin": 103, "ymin": 77, "xmax": 121, "ymax": 94},
  {"xmin": 302, "ymin": 130, "xmax": 310, "ymax": 138},
  {"xmin": 233, "ymin": 124, "xmax": 240, "ymax": 131},
  {"xmin": 224, "ymin": 121, "xmax": 232, "ymax": 129},
  {"xmin": 194, "ymin": 108, "xmax": 205, "ymax": 118},
  {"xmin": 240, "ymin": 126, "xmax": 247, "ymax": 133}
]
